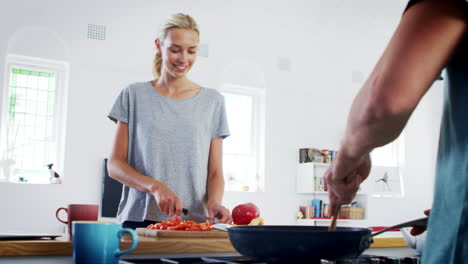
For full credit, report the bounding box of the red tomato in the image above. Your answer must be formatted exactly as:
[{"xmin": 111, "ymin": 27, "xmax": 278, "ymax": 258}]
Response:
[{"xmin": 232, "ymin": 203, "xmax": 260, "ymax": 225}]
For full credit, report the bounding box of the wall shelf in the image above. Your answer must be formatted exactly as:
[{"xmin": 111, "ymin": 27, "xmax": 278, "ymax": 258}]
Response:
[
  {"xmin": 296, "ymin": 162, "xmax": 329, "ymax": 193},
  {"xmin": 296, "ymin": 162, "xmax": 368, "ymax": 222},
  {"xmin": 297, "ymin": 218, "xmax": 365, "ymax": 223},
  {"xmin": 296, "ymin": 162, "xmax": 367, "ymax": 195}
]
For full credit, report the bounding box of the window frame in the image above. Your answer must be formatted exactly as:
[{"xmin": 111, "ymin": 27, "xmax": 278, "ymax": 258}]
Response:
[
  {"xmin": 218, "ymin": 83, "xmax": 265, "ymax": 192},
  {"xmin": 0, "ymin": 54, "xmax": 69, "ymax": 183}
]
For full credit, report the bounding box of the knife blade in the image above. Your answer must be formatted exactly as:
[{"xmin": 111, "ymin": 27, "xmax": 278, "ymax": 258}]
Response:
[{"xmin": 182, "ymin": 208, "xmax": 214, "ymax": 221}]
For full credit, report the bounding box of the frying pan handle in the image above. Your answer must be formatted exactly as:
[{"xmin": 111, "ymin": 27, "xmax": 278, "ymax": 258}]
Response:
[{"xmin": 371, "ymin": 217, "xmax": 428, "ymax": 237}]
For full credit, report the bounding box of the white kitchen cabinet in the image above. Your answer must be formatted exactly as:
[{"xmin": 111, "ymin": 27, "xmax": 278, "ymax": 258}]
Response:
[{"xmin": 296, "ymin": 162, "xmax": 368, "ymax": 194}]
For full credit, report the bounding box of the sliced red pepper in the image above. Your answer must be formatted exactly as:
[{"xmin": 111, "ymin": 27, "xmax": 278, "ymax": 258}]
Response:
[{"xmin": 147, "ymin": 215, "xmax": 214, "ymax": 231}]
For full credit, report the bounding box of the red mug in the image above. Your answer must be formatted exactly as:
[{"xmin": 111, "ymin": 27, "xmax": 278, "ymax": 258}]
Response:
[{"xmin": 56, "ymin": 204, "xmax": 99, "ymax": 237}]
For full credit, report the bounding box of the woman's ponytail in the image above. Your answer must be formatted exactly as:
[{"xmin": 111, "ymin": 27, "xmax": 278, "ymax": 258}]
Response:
[{"xmin": 153, "ymin": 52, "xmax": 162, "ymax": 77}]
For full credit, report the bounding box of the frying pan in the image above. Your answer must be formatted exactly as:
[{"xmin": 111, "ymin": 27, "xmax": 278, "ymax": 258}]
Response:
[{"xmin": 213, "ymin": 217, "xmax": 427, "ymax": 264}]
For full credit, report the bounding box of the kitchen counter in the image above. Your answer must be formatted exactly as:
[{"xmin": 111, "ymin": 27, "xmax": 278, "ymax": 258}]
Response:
[
  {"xmin": 0, "ymin": 234, "xmax": 408, "ymax": 257},
  {"xmin": 0, "ymin": 234, "xmax": 234, "ymax": 256}
]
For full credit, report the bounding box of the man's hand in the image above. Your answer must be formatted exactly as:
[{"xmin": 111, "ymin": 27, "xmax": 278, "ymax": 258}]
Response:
[
  {"xmin": 325, "ymin": 153, "xmax": 371, "ymax": 215},
  {"xmin": 207, "ymin": 203, "xmax": 232, "ymax": 224}
]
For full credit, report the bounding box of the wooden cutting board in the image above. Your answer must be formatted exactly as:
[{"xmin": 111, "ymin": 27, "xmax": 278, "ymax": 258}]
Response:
[{"xmin": 136, "ymin": 228, "xmax": 228, "ymax": 238}]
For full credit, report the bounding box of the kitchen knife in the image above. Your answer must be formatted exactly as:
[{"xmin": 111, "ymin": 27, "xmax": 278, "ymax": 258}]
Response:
[{"xmin": 182, "ymin": 208, "xmax": 214, "ymax": 221}]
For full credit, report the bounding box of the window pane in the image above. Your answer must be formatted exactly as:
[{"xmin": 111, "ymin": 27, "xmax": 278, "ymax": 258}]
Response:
[
  {"xmin": 27, "ymin": 75, "xmax": 38, "ymax": 89},
  {"xmin": 37, "ymin": 90, "xmax": 48, "ymax": 104},
  {"xmin": 15, "ymin": 87, "xmax": 27, "ymax": 102},
  {"xmin": 224, "ymin": 154, "xmax": 257, "ymax": 191},
  {"xmin": 223, "ymin": 93, "xmax": 253, "ymax": 155},
  {"xmin": 15, "ymin": 99, "xmax": 26, "ymax": 113},
  {"xmin": 3, "ymin": 67, "xmax": 58, "ymax": 183},
  {"xmin": 26, "ymin": 99, "xmax": 37, "ymax": 113},
  {"xmin": 38, "ymin": 76, "xmax": 49, "ymax": 90},
  {"xmin": 16, "ymin": 73, "xmax": 27, "ymax": 87},
  {"xmin": 371, "ymin": 143, "xmax": 398, "ymax": 167}
]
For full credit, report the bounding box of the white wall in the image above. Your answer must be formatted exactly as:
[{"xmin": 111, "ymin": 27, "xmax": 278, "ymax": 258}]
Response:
[{"xmin": 0, "ymin": 0, "xmax": 442, "ymax": 233}]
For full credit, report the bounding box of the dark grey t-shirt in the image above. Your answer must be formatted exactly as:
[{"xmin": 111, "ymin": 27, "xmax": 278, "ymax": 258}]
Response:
[
  {"xmin": 108, "ymin": 81, "xmax": 230, "ymax": 223},
  {"xmin": 404, "ymin": 1, "xmax": 468, "ymax": 263}
]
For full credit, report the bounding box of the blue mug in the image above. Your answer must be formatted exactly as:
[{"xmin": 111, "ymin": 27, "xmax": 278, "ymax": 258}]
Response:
[{"xmin": 73, "ymin": 221, "xmax": 138, "ymax": 264}]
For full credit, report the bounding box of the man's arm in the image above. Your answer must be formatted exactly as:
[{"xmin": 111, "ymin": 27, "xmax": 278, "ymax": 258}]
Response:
[
  {"xmin": 336, "ymin": 0, "xmax": 467, "ymax": 181},
  {"xmin": 325, "ymin": 0, "xmax": 467, "ymax": 213}
]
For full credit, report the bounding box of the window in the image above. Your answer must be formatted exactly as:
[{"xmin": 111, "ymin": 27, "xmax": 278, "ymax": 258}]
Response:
[
  {"xmin": 368, "ymin": 135, "xmax": 405, "ymax": 197},
  {"xmin": 0, "ymin": 55, "xmax": 68, "ymax": 184},
  {"xmin": 371, "ymin": 138, "xmax": 403, "ymax": 167},
  {"xmin": 219, "ymin": 84, "xmax": 265, "ymax": 192}
]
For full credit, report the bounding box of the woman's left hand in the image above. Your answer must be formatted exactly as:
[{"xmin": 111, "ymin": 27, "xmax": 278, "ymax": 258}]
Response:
[{"xmin": 207, "ymin": 203, "xmax": 232, "ymax": 224}]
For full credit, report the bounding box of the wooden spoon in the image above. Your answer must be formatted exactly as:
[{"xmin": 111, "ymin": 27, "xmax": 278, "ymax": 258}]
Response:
[
  {"xmin": 329, "ymin": 169, "xmax": 358, "ymax": 232},
  {"xmin": 328, "ymin": 206, "xmax": 340, "ymax": 232}
]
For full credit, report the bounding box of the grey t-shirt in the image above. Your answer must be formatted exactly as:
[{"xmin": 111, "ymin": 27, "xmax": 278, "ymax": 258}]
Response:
[{"xmin": 108, "ymin": 81, "xmax": 230, "ymax": 223}]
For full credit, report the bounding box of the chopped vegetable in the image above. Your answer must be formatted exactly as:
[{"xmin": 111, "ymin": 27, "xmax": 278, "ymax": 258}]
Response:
[
  {"xmin": 146, "ymin": 215, "xmax": 214, "ymax": 231},
  {"xmin": 249, "ymin": 217, "xmax": 264, "ymax": 225}
]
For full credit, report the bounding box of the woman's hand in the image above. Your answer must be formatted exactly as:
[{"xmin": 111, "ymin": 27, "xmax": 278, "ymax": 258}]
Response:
[
  {"xmin": 152, "ymin": 183, "xmax": 184, "ymax": 216},
  {"xmin": 324, "ymin": 153, "xmax": 371, "ymax": 215},
  {"xmin": 207, "ymin": 203, "xmax": 232, "ymax": 224}
]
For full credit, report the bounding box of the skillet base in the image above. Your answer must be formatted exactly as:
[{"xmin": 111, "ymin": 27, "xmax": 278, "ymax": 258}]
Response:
[
  {"xmin": 265, "ymin": 258, "xmax": 321, "ymax": 264},
  {"xmin": 227, "ymin": 225, "xmax": 372, "ymax": 261}
]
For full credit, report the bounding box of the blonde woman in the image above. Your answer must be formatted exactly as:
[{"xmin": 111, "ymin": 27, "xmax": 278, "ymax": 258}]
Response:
[{"xmin": 107, "ymin": 13, "xmax": 232, "ymax": 228}]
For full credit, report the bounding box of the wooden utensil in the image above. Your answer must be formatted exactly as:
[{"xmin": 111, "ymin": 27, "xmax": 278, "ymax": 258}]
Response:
[
  {"xmin": 328, "ymin": 206, "xmax": 340, "ymax": 232},
  {"xmin": 328, "ymin": 169, "xmax": 358, "ymax": 232}
]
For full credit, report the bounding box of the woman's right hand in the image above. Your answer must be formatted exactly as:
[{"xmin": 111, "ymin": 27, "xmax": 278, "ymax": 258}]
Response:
[{"xmin": 152, "ymin": 183, "xmax": 184, "ymax": 216}]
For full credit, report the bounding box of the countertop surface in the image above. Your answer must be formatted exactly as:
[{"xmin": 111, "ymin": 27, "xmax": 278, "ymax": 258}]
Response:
[{"xmin": 0, "ymin": 234, "xmax": 409, "ymax": 256}]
